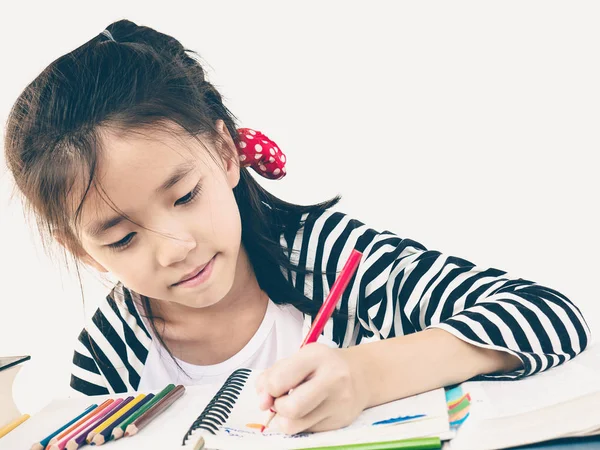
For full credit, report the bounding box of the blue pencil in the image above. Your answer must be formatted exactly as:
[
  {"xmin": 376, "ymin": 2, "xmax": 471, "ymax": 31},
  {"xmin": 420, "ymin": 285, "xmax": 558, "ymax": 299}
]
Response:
[
  {"xmin": 94, "ymin": 393, "xmax": 155, "ymax": 445},
  {"xmin": 30, "ymin": 404, "xmax": 97, "ymax": 450}
]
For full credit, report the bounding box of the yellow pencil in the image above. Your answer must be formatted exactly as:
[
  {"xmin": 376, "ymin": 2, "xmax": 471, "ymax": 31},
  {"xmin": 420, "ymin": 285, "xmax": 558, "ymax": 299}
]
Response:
[
  {"xmin": 86, "ymin": 394, "xmax": 145, "ymax": 443},
  {"xmin": 0, "ymin": 414, "xmax": 30, "ymax": 438}
]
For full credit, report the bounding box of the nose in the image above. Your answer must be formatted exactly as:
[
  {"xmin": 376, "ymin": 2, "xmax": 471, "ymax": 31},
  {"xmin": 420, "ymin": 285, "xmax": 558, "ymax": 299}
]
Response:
[{"xmin": 155, "ymin": 230, "xmax": 197, "ymax": 268}]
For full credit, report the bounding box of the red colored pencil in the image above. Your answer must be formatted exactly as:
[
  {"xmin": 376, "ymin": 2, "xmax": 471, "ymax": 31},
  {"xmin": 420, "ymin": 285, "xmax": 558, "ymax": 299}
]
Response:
[{"xmin": 261, "ymin": 249, "xmax": 363, "ymax": 432}]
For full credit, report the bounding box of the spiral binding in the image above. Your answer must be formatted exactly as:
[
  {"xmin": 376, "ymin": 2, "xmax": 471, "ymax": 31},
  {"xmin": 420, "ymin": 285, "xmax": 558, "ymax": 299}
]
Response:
[{"xmin": 181, "ymin": 368, "xmax": 252, "ymax": 446}]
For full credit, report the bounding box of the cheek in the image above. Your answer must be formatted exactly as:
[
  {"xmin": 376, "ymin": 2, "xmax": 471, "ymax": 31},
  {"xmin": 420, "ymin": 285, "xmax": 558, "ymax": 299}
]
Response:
[
  {"xmin": 84, "ymin": 245, "xmax": 151, "ymax": 287},
  {"xmin": 202, "ymin": 184, "xmax": 242, "ymax": 246}
]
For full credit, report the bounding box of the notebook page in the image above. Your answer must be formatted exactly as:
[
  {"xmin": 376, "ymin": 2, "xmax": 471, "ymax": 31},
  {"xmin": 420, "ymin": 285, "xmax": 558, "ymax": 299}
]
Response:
[{"xmin": 197, "ymin": 371, "xmax": 450, "ymax": 449}]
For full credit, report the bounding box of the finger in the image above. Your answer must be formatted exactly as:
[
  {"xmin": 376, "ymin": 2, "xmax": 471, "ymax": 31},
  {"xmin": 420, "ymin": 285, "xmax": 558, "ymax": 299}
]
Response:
[
  {"xmin": 258, "ymin": 391, "xmax": 275, "ymax": 411},
  {"xmin": 274, "ymin": 396, "xmax": 332, "ymax": 435},
  {"xmin": 272, "ymin": 373, "xmax": 330, "ymax": 419},
  {"xmin": 260, "ymin": 345, "xmax": 324, "ymax": 398}
]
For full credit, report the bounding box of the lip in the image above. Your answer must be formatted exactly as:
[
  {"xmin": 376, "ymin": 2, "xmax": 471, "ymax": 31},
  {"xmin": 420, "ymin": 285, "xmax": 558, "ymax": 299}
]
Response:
[{"xmin": 172, "ymin": 256, "xmax": 216, "ymax": 287}]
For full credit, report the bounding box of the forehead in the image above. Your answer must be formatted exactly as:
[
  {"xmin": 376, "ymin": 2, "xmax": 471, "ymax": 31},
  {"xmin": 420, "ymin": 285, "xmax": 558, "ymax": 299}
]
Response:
[
  {"xmin": 75, "ymin": 125, "xmax": 215, "ymax": 230},
  {"xmin": 96, "ymin": 124, "xmax": 212, "ymax": 175}
]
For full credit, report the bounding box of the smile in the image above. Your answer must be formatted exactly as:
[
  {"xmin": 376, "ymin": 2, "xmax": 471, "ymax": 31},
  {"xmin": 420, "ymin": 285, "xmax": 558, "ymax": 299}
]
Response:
[{"xmin": 172, "ymin": 256, "xmax": 216, "ymax": 287}]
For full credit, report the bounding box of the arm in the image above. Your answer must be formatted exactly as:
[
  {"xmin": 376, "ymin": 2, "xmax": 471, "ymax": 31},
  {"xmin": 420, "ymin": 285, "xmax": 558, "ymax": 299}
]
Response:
[
  {"xmin": 343, "ymin": 327, "xmax": 521, "ymax": 408},
  {"xmin": 259, "ymin": 210, "xmax": 591, "ymax": 432},
  {"xmin": 293, "ymin": 210, "xmax": 591, "ymax": 379}
]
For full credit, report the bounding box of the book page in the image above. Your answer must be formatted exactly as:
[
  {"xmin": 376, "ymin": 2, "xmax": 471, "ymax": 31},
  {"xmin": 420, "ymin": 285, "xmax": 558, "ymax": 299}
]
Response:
[
  {"xmin": 463, "ymin": 342, "xmax": 600, "ymax": 420},
  {"xmin": 446, "ymin": 343, "xmax": 600, "ymax": 450}
]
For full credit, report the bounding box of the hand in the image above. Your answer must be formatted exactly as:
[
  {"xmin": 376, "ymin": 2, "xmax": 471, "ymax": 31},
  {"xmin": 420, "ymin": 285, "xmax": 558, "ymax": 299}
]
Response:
[{"xmin": 255, "ymin": 343, "xmax": 370, "ymax": 434}]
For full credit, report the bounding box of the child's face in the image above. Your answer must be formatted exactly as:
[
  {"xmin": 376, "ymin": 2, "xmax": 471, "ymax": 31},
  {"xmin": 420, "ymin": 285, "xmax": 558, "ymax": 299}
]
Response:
[{"xmin": 75, "ymin": 120, "xmax": 243, "ymax": 309}]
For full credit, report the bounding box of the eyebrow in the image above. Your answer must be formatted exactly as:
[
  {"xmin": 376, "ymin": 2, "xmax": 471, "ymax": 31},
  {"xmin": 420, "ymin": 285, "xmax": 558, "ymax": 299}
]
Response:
[
  {"xmin": 87, "ymin": 215, "xmax": 125, "ymax": 239},
  {"xmin": 87, "ymin": 162, "xmax": 196, "ymax": 239},
  {"xmin": 156, "ymin": 162, "xmax": 196, "ymax": 194}
]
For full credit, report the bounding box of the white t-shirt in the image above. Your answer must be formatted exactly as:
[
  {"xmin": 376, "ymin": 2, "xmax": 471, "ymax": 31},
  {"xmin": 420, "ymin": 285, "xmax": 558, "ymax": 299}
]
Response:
[{"xmin": 134, "ymin": 299, "xmax": 337, "ymax": 391}]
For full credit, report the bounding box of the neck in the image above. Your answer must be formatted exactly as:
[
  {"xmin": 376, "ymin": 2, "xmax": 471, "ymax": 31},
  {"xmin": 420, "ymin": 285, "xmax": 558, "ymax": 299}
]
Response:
[{"xmin": 144, "ymin": 245, "xmax": 269, "ymax": 365}]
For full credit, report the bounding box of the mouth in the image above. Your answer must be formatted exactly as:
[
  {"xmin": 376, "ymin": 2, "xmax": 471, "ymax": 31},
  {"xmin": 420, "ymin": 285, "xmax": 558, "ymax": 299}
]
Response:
[{"xmin": 172, "ymin": 256, "xmax": 216, "ymax": 287}]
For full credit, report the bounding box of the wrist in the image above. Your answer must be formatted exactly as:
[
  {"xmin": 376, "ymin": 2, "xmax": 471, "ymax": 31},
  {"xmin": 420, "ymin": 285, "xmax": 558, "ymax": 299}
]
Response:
[{"xmin": 340, "ymin": 345, "xmax": 375, "ymax": 410}]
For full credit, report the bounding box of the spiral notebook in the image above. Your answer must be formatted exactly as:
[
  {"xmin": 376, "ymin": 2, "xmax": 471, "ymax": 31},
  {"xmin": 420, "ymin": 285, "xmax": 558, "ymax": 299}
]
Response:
[
  {"xmin": 0, "ymin": 368, "xmax": 450, "ymax": 450},
  {"xmin": 180, "ymin": 368, "xmax": 451, "ymax": 449}
]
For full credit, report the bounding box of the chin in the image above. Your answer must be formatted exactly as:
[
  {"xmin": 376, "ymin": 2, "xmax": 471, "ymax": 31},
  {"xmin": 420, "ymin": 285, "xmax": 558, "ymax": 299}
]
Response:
[{"xmin": 176, "ymin": 277, "xmax": 235, "ymax": 309}]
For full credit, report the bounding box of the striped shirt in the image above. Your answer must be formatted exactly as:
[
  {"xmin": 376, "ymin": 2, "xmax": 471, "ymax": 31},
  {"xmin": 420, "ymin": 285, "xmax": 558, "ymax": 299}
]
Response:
[{"xmin": 70, "ymin": 210, "xmax": 591, "ymax": 395}]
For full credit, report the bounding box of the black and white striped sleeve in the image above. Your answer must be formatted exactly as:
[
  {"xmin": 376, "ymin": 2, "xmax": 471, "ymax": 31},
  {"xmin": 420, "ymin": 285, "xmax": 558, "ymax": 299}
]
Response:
[
  {"xmin": 70, "ymin": 328, "xmax": 111, "ymax": 396},
  {"xmin": 289, "ymin": 210, "xmax": 591, "ymax": 380},
  {"xmin": 69, "ymin": 284, "xmax": 152, "ymax": 396}
]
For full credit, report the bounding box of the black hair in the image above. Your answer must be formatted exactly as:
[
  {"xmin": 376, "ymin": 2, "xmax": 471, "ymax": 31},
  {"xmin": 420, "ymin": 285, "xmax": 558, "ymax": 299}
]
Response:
[{"xmin": 4, "ymin": 19, "xmax": 341, "ymax": 371}]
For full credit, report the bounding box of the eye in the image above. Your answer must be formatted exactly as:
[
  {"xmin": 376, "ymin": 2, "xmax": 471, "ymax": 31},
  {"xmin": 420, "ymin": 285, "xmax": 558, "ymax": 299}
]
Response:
[
  {"xmin": 107, "ymin": 232, "xmax": 136, "ymax": 251},
  {"xmin": 175, "ymin": 183, "xmax": 202, "ymax": 206}
]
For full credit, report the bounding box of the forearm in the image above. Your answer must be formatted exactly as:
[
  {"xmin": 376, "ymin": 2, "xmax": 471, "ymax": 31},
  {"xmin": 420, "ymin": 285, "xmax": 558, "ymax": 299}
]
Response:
[{"xmin": 343, "ymin": 328, "xmax": 523, "ymax": 408}]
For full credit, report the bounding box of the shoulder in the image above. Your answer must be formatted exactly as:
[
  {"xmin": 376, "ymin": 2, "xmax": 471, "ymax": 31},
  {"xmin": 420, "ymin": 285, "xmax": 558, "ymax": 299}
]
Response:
[
  {"xmin": 80, "ymin": 282, "xmax": 151, "ymax": 343},
  {"xmin": 71, "ymin": 282, "xmax": 153, "ymax": 394},
  {"xmin": 281, "ymin": 208, "xmax": 426, "ymax": 262},
  {"xmin": 281, "ymin": 208, "xmax": 373, "ymax": 247}
]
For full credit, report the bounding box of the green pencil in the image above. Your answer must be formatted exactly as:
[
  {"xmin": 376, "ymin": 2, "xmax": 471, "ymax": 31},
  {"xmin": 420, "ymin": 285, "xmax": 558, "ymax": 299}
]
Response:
[
  {"xmin": 296, "ymin": 436, "xmax": 442, "ymax": 450},
  {"xmin": 111, "ymin": 384, "xmax": 175, "ymax": 440}
]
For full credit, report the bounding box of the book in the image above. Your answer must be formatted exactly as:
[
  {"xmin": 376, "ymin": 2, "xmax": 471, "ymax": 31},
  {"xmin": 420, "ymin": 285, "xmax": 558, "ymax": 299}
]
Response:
[
  {"xmin": 179, "ymin": 368, "xmax": 451, "ymax": 449},
  {"xmin": 0, "ymin": 369, "xmax": 451, "ymax": 450},
  {"xmin": 445, "ymin": 341, "xmax": 600, "ymax": 450},
  {"xmin": 0, "ymin": 355, "xmax": 30, "ymax": 428}
]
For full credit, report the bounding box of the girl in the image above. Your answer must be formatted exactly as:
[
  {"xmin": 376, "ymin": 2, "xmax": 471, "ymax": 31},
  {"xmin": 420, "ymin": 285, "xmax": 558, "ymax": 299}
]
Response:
[{"xmin": 4, "ymin": 19, "xmax": 590, "ymax": 434}]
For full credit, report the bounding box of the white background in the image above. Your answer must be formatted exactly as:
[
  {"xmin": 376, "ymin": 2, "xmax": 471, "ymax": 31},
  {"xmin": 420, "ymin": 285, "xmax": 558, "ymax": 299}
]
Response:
[{"xmin": 0, "ymin": 1, "xmax": 598, "ymax": 415}]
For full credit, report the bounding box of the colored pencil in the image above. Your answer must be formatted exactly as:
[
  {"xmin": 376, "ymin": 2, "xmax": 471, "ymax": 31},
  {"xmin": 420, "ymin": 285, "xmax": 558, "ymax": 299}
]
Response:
[
  {"xmin": 60, "ymin": 397, "xmax": 127, "ymax": 450},
  {"xmin": 81, "ymin": 395, "xmax": 133, "ymax": 447},
  {"xmin": 93, "ymin": 393, "xmax": 155, "ymax": 446},
  {"xmin": 86, "ymin": 395, "xmax": 140, "ymax": 443},
  {"xmin": 49, "ymin": 398, "xmax": 123, "ymax": 450},
  {"xmin": 193, "ymin": 435, "xmax": 206, "ymax": 450},
  {"xmin": 125, "ymin": 385, "xmax": 186, "ymax": 437},
  {"xmin": 0, "ymin": 414, "xmax": 30, "ymax": 438},
  {"xmin": 261, "ymin": 249, "xmax": 363, "ymax": 432},
  {"xmin": 48, "ymin": 399, "xmax": 113, "ymax": 445},
  {"xmin": 30, "ymin": 404, "xmax": 96, "ymax": 450},
  {"xmin": 111, "ymin": 384, "xmax": 175, "ymax": 440},
  {"xmin": 296, "ymin": 436, "xmax": 442, "ymax": 450}
]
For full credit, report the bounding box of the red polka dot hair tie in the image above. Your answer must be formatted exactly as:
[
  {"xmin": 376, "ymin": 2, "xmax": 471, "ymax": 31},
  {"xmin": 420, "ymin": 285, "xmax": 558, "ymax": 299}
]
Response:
[{"xmin": 235, "ymin": 128, "xmax": 287, "ymax": 180}]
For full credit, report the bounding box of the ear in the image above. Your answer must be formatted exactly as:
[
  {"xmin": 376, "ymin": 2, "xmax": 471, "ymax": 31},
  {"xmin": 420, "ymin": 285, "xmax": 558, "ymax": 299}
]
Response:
[
  {"xmin": 215, "ymin": 119, "xmax": 241, "ymax": 189},
  {"xmin": 54, "ymin": 231, "xmax": 109, "ymax": 273}
]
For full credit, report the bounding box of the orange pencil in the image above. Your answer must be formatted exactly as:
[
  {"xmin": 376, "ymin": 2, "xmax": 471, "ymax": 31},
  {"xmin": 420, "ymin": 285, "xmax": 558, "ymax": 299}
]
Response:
[{"xmin": 47, "ymin": 399, "xmax": 113, "ymax": 445}]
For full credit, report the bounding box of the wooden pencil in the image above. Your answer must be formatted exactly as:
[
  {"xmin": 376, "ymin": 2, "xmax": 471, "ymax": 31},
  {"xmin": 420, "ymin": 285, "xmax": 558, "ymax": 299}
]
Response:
[
  {"xmin": 0, "ymin": 414, "xmax": 30, "ymax": 438},
  {"xmin": 49, "ymin": 398, "xmax": 124, "ymax": 450},
  {"xmin": 193, "ymin": 435, "xmax": 206, "ymax": 450},
  {"xmin": 111, "ymin": 384, "xmax": 175, "ymax": 441},
  {"xmin": 30, "ymin": 404, "xmax": 96, "ymax": 450},
  {"xmin": 125, "ymin": 385, "xmax": 186, "ymax": 437},
  {"xmin": 63, "ymin": 397, "xmax": 129, "ymax": 450},
  {"xmin": 47, "ymin": 399, "xmax": 113, "ymax": 445},
  {"xmin": 86, "ymin": 395, "xmax": 137, "ymax": 443},
  {"xmin": 93, "ymin": 393, "xmax": 155, "ymax": 446}
]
